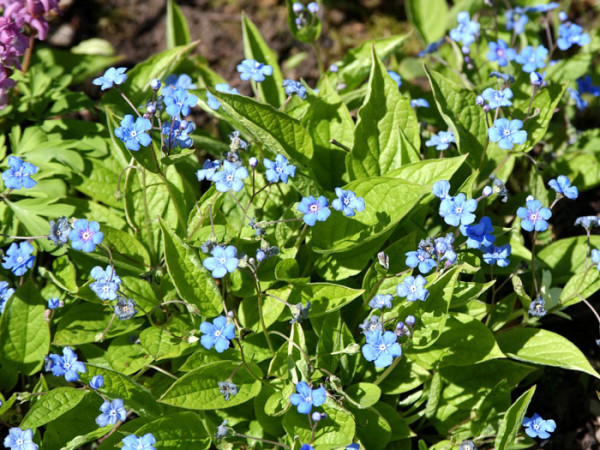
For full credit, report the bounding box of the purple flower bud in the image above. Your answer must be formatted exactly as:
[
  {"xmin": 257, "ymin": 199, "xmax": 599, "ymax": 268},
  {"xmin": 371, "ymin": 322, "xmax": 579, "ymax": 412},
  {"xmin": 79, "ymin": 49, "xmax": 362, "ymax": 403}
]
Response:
[
  {"xmin": 405, "ymin": 315, "xmax": 416, "ymax": 327},
  {"xmin": 462, "ymin": 46, "xmax": 471, "ymax": 55},
  {"xmin": 476, "ymin": 95, "xmax": 485, "ymax": 106},
  {"xmin": 307, "ymin": 2, "xmax": 319, "ymax": 13},
  {"xmin": 483, "ymin": 105, "xmax": 490, "ymax": 113},
  {"xmin": 482, "ymin": 185, "xmax": 493, "ymax": 197},
  {"xmin": 312, "ymin": 412, "xmax": 322, "ymax": 421},
  {"xmin": 249, "ymin": 156, "xmax": 258, "ymax": 168},
  {"xmin": 329, "ymin": 64, "xmax": 339, "ymax": 73},
  {"xmin": 179, "ymin": 120, "xmax": 188, "ymax": 130},
  {"xmin": 147, "ymin": 104, "xmax": 156, "ymax": 114},
  {"xmin": 293, "ymin": 2, "xmax": 304, "ymax": 13},
  {"xmin": 558, "ymin": 11, "xmax": 568, "ymax": 22},
  {"xmin": 227, "ymin": 310, "xmax": 235, "ymax": 318},
  {"xmin": 151, "ymin": 78, "xmax": 161, "ymax": 90},
  {"xmin": 90, "ymin": 375, "xmax": 104, "ymax": 390}
]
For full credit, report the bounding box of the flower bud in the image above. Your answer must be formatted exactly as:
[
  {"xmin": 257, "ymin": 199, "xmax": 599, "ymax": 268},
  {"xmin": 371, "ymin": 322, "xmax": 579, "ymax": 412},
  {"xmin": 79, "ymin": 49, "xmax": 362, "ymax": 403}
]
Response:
[
  {"xmin": 307, "ymin": 2, "xmax": 319, "ymax": 13},
  {"xmin": 482, "ymin": 185, "xmax": 493, "ymax": 197},
  {"xmin": 405, "ymin": 315, "xmax": 416, "ymax": 327},
  {"xmin": 150, "ymin": 78, "xmax": 161, "ymax": 90},
  {"xmin": 147, "ymin": 103, "xmax": 156, "ymax": 114},
  {"xmin": 249, "ymin": 156, "xmax": 258, "ymax": 168},
  {"xmin": 475, "ymin": 95, "xmax": 485, "ymax": 106},
  {"xmin": 558, "ymin": 11, "xmax": 568, "ymax": 22},
  {"xmin": 90, "ymin": 375, "xmax": 104, "ymax": 390},
  {"xmin": 329, "ymin": 64, "xmax": 339, "ymax": 73},
  {"xmin": 293, "ymin": 2, "xmax": 304, "ymax": 13}
]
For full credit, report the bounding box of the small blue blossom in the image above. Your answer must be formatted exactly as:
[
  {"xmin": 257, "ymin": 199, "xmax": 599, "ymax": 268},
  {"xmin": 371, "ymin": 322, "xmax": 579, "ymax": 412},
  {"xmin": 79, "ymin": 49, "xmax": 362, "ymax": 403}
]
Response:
[
  {"xmin": 289, "ymin": 381, "xmax": 326, "ymax": 414},
  {"xmin": 3, "ymin": 427, "xmax": 37, "ymax": 450},
  {"xmin": 2, "ymin": 242, "xmax": 35, "ymax": 276},
  {"xmin": 197, "ymin": 159, "xmax": 221, "ymax": 182},
  {"xmin": 435, "ymin": 233, "xmax": 457, "ymax": 265},
  {"xmin": 215, "ymin": 420, "xmax": 229, "ymax": 439},
  {"xmin": 411, "ymin": 98, "xmax": 429, "ymax": 108},
  {"xmin": 418, "ymin": 38, "xmax": 445, "ymax": 57},
  {"xmin": 164, "ymin": 87, "xmax": 198, "ymax": 118},
  {"xmin": 460, "ymin": 216, "xmax": 495, "ymax": 249},
  {"xmin": 47, "ymin": 297, "xmax": 60, "ymax": 310},
  {"xmin": 307, "ymin": 2, "xmax": 318, "ymax": 13},
  {"xmin": 329, "ymin": 64, "xmax": 339, "ymax": 73},
  {"xmin": 425, "ymin": 131, "xmax": 455, "ymax": 151},
  {"xmin": 515, "ymin": 45, "xmax": 548, "ymax": 73},
  {"xmin": 405, "ymin": 249, "xmax": 437, "ymax": 274},
  {"xmin": 264, "ymin": 154, "xmax": 296, "ymax": 184},
  {"xmin": 359, "ymin": 316, "xmax": 383, "ymax": 335},
  {"xmin": 206, "ymin": 83, "xmax": 240, "ymax": 110},
  {"xmin": 95, "ymin": 398, "xmax": 127, "ymax": 427},
  {"xmin": 522, "ymin": 413, "xmax": 556, "ymax": 439},
  {"xmin": 114, "ymin": 297, "xmax": 137, "ymax": 320},
  {"xmin": 396, "ymin": 275, "xmax": 429, "ymax": 302},
  {"xmin": 237, "ymin": 59, "xmax": 273, "ymax": 82},
  {"xmin": 439, "ymin": 193, "xmax": 477, "ymax": 227},
  {"xmin": 432, "ymin": 180, "xmax": 451, "ymax": 199},
  {"xmin": 164, "ymin": 73, "xmax": 196, "ymax": 93},
  {"xmin": 488, "ymin": 118, "xmax": 527, "ymax": 150},
  {"xmin": 530, "ymin": 71, "xmax": 547, "ymax": 87},
  {"xmin": 218, "ymin": 380, "xmax": 239, "ymax": 401},
  {"xmin": 362, "ymin": 330, "xmax": 402, "ymax": 368},
  {"xmin": 300, "ymin": 444, "xmax": 314, "ymax": 450},
  {"xmin": 282, "ymin": 79, "xmax": 307, "ymax": 99},
  {"xmin": 0, "ymin": 281, "xmax": 14, "ymax": 314},
  {"xmin": 387, "ymin": 70, "xmax": 402, "ymax": 88},
  {"xmin": 591, "ymin": 248, "xmax": 600, "ymax": 270},
  {"xmin": 203, "ymin": 245, "xmax": 239, "ymax": 278},
  {"xmin": 293, "ymin": 3, "xmax": 304, "ymax": 13},
  {"xmin": 449, "ymin": 12, "xmax": 480, "ymax": 47},
  {"xmin": 577, "ymin": 75, "xmax": 600, "ymax": 96},
  {"xmin": 557, "ymin": 23, "xmax": 590, "ymax": 50},
  {"xmin": 92, "ymin": 67, "xmax": 127, "ymax": 91},
  {"xmin": 505, "ymin": 8, "xmax": 529, "ymax": 35},
  {"xmin": 297, "ymin": 195, "xmax": 331, "ymax": 226},
  {"xmin": 213, "ymin": 160, "xmax": 249, "ymax": 193},
  {"xmin": 575, "ymin": 216, "xmax": 600, "ymax": 230},
  {"xmin": 487, "ymin": 39, "xmax": 516, "ymax": 67},
  {"xmin": 48, "ymin": 217, "xmax": 71, "ymax": 247},
  {"xmin": 90, "ymin": 266, "xmax": 122, "ymax": 301},
  {"xmin": 548, "ymin": 175, "xmax": 578, "ymax": 200},
  {"xmin": 517, "ymin": 199, "xmax": 552, "ymax": 232},
  {"xmin": 489, "ymin": 71, "xmax": 515, "ymax": 83},
  {"xmin": 481, "ymin": 87, "xmax": 513, "ymax": 109},
  {"xmin": 69, "ymin": 219, "xmax": 103, "ymax": 253},
  {"xmin": 369, "ymin": 294, "xmax": 393, "ymax": 310},
  {"xmin": 90, "ymin": 375, "xmax": 104, "ymax": 390},
  {"xmin": 122, "ymin": 434, "xmax": 156, "ymax": 450},
  {"xmin": 162, "ymin": 120, "xmax": 195, "ymax": 149},
  {"xmin": 482, "ymin": 244, "xmax": 511, "ymax": 267},
  {"xmin": 47, "ymin": 346, "xmax": 86, "ymax": 382},
  {"xmin": 332, "ymin": 188, "xmax": 365, "ymax": 217},
  {"xmin": 114, "ymin": 115, "xmax": 152, "ymax": 151},
  {"xmin": 529, "ymin": 297, "xmax": 547, "ymax": 317},
  {"xmin": 569, "ymin": 88, "xmax": 588, "ymax": 110},
  {"xmin": 2, "ymin": 156, "xmax": 38, "ymax": 190},
  {"xmin": 527, "ymin": 3, "xmax": 559, "ymax": 13},
  {"xmin": 290, "ymin": 301, "xmax": 311, "ymax": 324}
]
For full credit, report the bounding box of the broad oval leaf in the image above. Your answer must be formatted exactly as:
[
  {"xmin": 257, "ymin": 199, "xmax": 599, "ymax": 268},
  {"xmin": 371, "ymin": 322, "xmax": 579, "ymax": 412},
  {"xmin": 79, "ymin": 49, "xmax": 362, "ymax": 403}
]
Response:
[
  {"xmin": 134, "ymin": 411, "xmax": 211, "ymax": 450},
  {"xmin": 21, "ymin": 388, "xmax": 88, "ymax": 429}
]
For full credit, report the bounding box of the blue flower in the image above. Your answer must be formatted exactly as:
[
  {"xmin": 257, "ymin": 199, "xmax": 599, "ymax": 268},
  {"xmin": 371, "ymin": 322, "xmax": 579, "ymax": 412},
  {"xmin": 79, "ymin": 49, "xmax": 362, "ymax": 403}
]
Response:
[
  {"xmin": 488, "ymin": 118, "xmax": 527, "ymax": 150},
  {"xmin": 530, "ymin": 71, "xmax": 547, "ymax": 87},
  {"xmin": 2, "ymin": 156, "xmax": 38, "ymax": 190},
  {"xmin": 439, "ymin": 193, "xmax": 477, "ymax": 227},
  {"xmin": 396, "ymin": 275, "xmax": 429, "ymax": 302},
  {"xmin": 203, "ymin": 245, "xmax": 239, "ymax": 278},
  {"xmin": 548, "ymin": 175, "xmax": 578, "ymax": 200},
  {"xmin": 95, "ymin": 398, "xmax": 126, "ymax": 427},
  {"xmin": 200, "ymin": 316, "xmax": 235, "ymax": 353},
  {"xmin": 164, "ymin": 74, "xmax": 196, "ymax": 95},
  {"xmin": 164, "ymin": 87, "xmax": 198, "ymax": 118},
  {"xmin": 264, "ymin": 154, "xmax": 296, "ymax": 184},
  {"xmin": 591, "ymin": 248, "xmax": 600, "ymax": 270},
  {"xmin": 489, "ymin": 71, "xmax": 515, "ymax": 83},
  {"xmin": 387, "ymin": 70, "xmax": 402, "ymax": 88},
  {"xmin": 114, "ymin": 115, "xmax": 152, "ymax": 151},
  {"xmin": 206, "ymin": 83, "xmax": 240, "ymax": 110},
  {"xmin": 307, "ymin": 2, "xmax": 318, "ymax": 13},
  {"xmin": 460, "ymin": 216, "xmax": 495, "ymax": 249},
  {"xmin": 289, "ymin": 381, "xmax": 326, "ymax": 414},
  {"xmin": 359, "ymin": 316, "xmax": 383, "ymax": 335},
  {"xmin": 300, "ymin": 445, "xmax": 314, "ymax": 450},
  {"xmin": 332, "ymin": 188, "xmax": 365, "ymax": 217},
  {"xmin": 369, "ymin": 294, "xmax": 393, "ymax": 310},
  {"xmin": 575, "ymin": 216, "xmax": 600, "ymax": 230},
  {"xmin": 568, "ymin": 88, "xmax": 588, "ymax": 110},
  {"xmin": 2, "ymin": 242, "xmax": 34, "ymax": 276},
  {"xmin": 90, "ymin": 375, "xmax": 104, "ymax": 390},
  {"xmin": 577, "ymin": 75, "xmax": 600, "ymax": 96},
  {"xmin": 213, "ymin": 160, "xmax": 248, "ymax": 193},
  {"xmin": 425, "ymin": 131, "xmax": 455, "ymax": 151},
  {"xmin": 92, "ymin": 67, "xmax": 127, "ymax": 91},
  {"xmin": 215, "ymin": 420, "xmax": 229, "ymax": 439},
  {"xmin": 522, "ymin": 413, "xmax": 556, "ymax": 439},
  {"xmin": 482, "ymin": 244, "xmax": 511, "ymax": 267},
  {"xmin": 48, "ymin": 216, "xmax": 71, "ymax": 247},
  {"xmin": 435, "ymin": 233, "xmax": 457, "ymax": 264},
  {"xmin": 481, "ymin": 87, "xmax": 513, "ymax": 109},
  {"xmin": 122, "ymin": 434, "xmax": 156, "ymax": 450},
  {"xmin": 515, "ymin": 45, "xmax": 548, "ymax": 73},
  {"xmin": 218, "ymin": 380, "xmax": 239, "ymax": 401},
  {"xmin": 282, "ymin": 79, "xmax": 307, "ymax": 99},
  {"xmin": 505, "ymin": 8, "xmax": 528, "ymax": 35},
  {"xmin": 529, "ymin": 296, "xmax": 547, "ymax": 317},
  {"xmin": 297, "ymin": 195, "xmax": 331, "ymax": 226},
  {"xmin": 47, "ymin": 297, "xmax": 60, "ymax": 310},
  {"xmin": 487, "ymin": 39, "xmax": 516, "ymax": 66},
  {"xmin": 90, "ymin": 266, "xmax": 121, "ymax": 301},
  {"xmin": 47, "ymin": 346, "xmax": 86, "ymax": 382},
  {"xmin": 0, "ymin": 281, "xmax": 14, "ymax": 314},
  {"xmin": 527, "ymin": 2, "xmax": 559, "ymax": 13},
  {"xmin": 432, "ymin": 180, "xmax": 451, "ymax": 199},
  {"xmin": 237, "ymin": 59, "xmax": 273, "ymax": 82},
  {"xmin": 162, "ymin": 120, "xmax": 195, "ymax": 149},
  {"xmin": 405, "ymin": 249, "xmax": 437, "ymax": 274},
  {"xmin": 114, "ymin": 297, "xmax": 137, "ymax": 320},
  {"xmin": 69, "ymin": 219, "xmax": 103, "ymax": 253},
  {"xmin": 517, "ymin": 199, "xmax": 552, "ymax": 232},
  {"xmin": 410, "ymin": 98, "xmax": 429, "ymax": 108},
  {"xmin": 418, "ymin": 38, "xmax": 445, "ymax": 57},
  {"xmin": 197, "ymin": 159, "xmax": 221, "ymax": 182},
  {"xmin": 362, "ymin": 330, "xmax": 402, "ymax": 368},
  {"xmin": 557, "ymin": 23, "xmax": 590, "ymax": 50},
  {"xmin": 449, "ymin": 12, "xmax": 480, "ymax": 47},
  {"xmin": 3, "ymin": 427, "xmax": 37, "ymax": 450}
]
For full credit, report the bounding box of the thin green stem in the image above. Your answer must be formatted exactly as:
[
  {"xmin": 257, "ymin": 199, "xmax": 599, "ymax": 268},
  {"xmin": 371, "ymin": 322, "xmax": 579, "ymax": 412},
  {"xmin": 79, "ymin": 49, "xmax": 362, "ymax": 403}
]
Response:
[{"xmin": 374, "ymin": 357, "xmax": 401, "ymax": 385}]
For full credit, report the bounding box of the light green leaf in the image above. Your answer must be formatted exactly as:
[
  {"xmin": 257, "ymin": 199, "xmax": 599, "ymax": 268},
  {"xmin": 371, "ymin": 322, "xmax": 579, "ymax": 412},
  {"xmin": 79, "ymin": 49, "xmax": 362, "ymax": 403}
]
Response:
[
  {"xmin": 388, "ymin": 154, "xmax": 468, "ymax": 186},
  {"xmin": 21, "ymin": 388, "xmax": 88, "ymax": 429},
  {"xmin": 406, "ymin": 0, "xmax": 448, "ymax": 43},
  {"xmin": 496, "ymin": 327, "xmax": 600, "ymax": 378},
  {"xmin": 283, "ymin": 283, "xmax": 364, "ymax": 318},
  {"xmin": 538, "ymin": 236, "xmax": 600, "ymax": 282},
  {"xmin": 134, "ymin": 412, "xmax": 211, "ymax": 449},
  {"xmin": 352, "ymin": 407, "xmax": 391, "ymax": 450},
  {"xmin": 139, "ymin": 316, "xmax": 192, "ymax": 360},
  {"xmin": 166, "ymin": 0, "xmax": 191, "ymax": 49},
  {"xmin": 495, "ymin": 385, "xmax": 536, "ymax": 449},
  {"xmin": 560, "ymin": 268, "xmax": 600, "ymax": 307},
  {"xmin": 345, "ymin": 383, "xmax": 381, "ymax": 408},
  {"xmin": 62, "ymin": 426, "xmax": 112, "ymax": 450}
]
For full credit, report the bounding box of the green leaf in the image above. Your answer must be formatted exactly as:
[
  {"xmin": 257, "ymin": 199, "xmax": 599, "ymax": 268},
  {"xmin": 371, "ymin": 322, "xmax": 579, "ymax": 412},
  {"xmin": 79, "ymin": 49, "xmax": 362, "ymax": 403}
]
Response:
[
  {"xmin": 159, "ymin": 360, "xmax": 262, "ymax": 409},
  {"xmin": 159, "ymin": 218, "xmax": 222, "ymax": 316},
  {"xmin": 139, "ymin": 316, "xmax": 192, "ymax": 360},
  {"xmin": 424, "ymin": 66, "xmax": 487, "ymax": 164},
  {"xmin": 406, "ymin": 0, "xmax": 448, "ymax": 43},
  {"xmin": 106, "ymin": 334, "xmax": 151, "ymax": 375},
  {"xmin": 374, "ymin": 401, "xmax": 414, "ymax": 440},
  {"xmin": 348, "ymin": 47, "xmax": 420, "ymax": 179},
  {"xmin": 388, "ymin": 154, "xmax": 468, "ymax": 186},
  {"xmin": 284, "ymin": 0, "xmax": 321, "ymax": 44},
  {"xmin": 425, "ymin": 371, "xmax": 442, "ymax": 418},
  {"xmin": 538, "ymin": 236, "xmax": 600, "ymax": 283},
  {"xmin": 495, "ymin": 385, "xmax": 536, "ymax": 449},
  {"xmin": 0, "ymin": 280, "xmax": 50, "ymax": 374},
  {"xmin": 134, "ymin": 412, "xmax": 211, "ymax": 449},
  {"xmin": 62, "ymin": 426, "xmax": 112, "ymax": 450},
  {"xmin": 166, "ymin": 0, "xmax": 191, "ymax": 49},
  {"xmin": 241, "ymin": 13, "xmax": 285, "ymax": 107},
  {"xmin": 103, "ymin": 225, "xmax": 152, "ymax": 268},
  {"xmin": 21, "ymin": 388, "xmax": 88, "ymax": 429},
  {"xmin": 352, "ymin": 407, "xmax": 391, "ymax": 450},
  {"xmin": 345, "ymin": 383, "xmax": 381, "ymax": 408},
  {"xmin": 560, "ymin": 268, "xmax": 600, "ymax": 307},
  {"xmin": 284, "ymin": 283, "xmax": 364, "ymax": 318},
  {"xmin": 496, "ymin": 327, "xmax": 600, "ymax": 379},
  {"xmin": 310, "ymin": 177, "xmax": 429, "ymax": 254}
]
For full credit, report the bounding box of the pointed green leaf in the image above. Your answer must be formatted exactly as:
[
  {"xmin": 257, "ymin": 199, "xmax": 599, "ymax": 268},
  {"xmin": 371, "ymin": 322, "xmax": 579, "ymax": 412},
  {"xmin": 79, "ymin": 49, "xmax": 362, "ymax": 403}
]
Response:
[
  {"xmin": 166, "ymin": 0, "xmax": 191, "ymax": 49},
  {"xmin": 21, "ymin": 388, "xmax": 88, "ymax": 429},
  {"xmin": 406, "ymin": 0, "xmax": 448, "ymax": 43},
  {"xmin": 495, "ymin": 385, "xmax": 536, "ymax": 449},
  {"xmin": 134, "ymin": 412, "xmax": 211, "ymax": 449}
]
